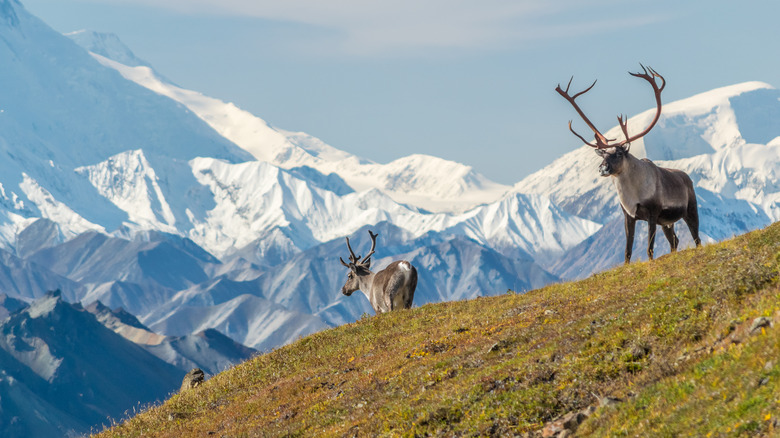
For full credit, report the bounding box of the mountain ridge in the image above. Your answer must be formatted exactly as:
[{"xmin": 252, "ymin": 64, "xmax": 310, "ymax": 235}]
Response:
[{"xmin": 84, "ymin": 48, "xmax": 510, "ymax": 214}]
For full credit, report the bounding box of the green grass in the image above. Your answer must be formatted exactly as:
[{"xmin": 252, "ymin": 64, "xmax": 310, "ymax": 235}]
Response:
[{"xmin": 96, "ymin": 222, "xmax": 780, "ymax": 437}]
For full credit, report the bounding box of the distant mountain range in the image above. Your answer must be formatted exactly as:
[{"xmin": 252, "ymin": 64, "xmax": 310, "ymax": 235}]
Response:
[
  {"xmin": 0, "ymin": 0, "xmax": 777, "ymax": 435},
  {"xmin": 0, "ymin": 291, "xmax": 255, "ymax": 437}
]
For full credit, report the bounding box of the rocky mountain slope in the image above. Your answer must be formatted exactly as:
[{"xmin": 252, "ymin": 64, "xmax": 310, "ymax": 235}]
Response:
[
  {"xmin": 0, "ymin": 292, "xmax": 183, "ymax": 437},
  {"xmin": 0, "ymin": 291, "xmax": 255, "ymax": 438}
]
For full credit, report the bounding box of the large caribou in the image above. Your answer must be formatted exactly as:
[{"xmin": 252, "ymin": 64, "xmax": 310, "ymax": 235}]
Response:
[
  {"xmin": 339, "ymin": 230, "xmax": 417, "ymax": 313},
  {"xmin": 556, "ymin": 65, "xmax": 701, "ymax": 264}
]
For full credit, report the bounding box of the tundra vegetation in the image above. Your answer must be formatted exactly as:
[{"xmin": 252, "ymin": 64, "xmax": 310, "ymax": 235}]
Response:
[{"xmin": 96, "ymin": 222, "xmax": 780, "ymax": 437}]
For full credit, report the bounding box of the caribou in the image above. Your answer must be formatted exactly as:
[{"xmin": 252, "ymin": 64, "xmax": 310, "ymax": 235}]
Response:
[
  {"xmin": 555, "ymin": 65, "xmax": 701, "ymax": 264},
  {"xmin": 339, "ymin": 230, "xmax": 417, "ymax": 313}
]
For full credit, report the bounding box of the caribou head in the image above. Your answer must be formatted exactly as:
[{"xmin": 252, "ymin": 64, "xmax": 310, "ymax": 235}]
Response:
[
  {"xmin": 555, "ymin": 65, "xmax": 701, "ymax": 264},
  {"xmin": 339, "ymin": 231, "xmax": 377, "ymax": 297}
]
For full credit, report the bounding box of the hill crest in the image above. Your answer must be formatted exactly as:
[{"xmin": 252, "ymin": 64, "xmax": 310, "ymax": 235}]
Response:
[{"xmin": 96, "ymin": 221, "xmax": 780, "ymax": 437}]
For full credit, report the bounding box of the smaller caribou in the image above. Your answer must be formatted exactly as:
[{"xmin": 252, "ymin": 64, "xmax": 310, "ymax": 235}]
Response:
[{"xmin": 339, "ymin": 230, "xmax": 417, "ymax": 313}]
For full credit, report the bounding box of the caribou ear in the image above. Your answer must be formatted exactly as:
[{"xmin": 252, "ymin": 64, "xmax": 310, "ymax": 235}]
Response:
[{"xmin": 595, "ymin": 148, "xmax": 608, "ymax": 158}]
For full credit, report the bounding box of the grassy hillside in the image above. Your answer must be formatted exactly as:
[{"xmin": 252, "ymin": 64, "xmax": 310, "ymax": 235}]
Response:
[{"xmin": 97, "ymin": 222, "xmax": 780, "ymax": 437}]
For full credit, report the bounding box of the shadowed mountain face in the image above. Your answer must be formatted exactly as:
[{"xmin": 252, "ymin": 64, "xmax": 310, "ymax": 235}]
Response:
[
  {"xmin": 27, "ymin": 231, "xmax": 216, "ymax": 291},
  {"xmin": 85, "ymin": 301, "xmax": 257, "ymax": 376},
  {"xmin": 0, "ymin": 291, "xmax": 183, "ymax": 437},
  {"xmin": 0, "ymin": 290, "xmax": 256, "ymax": 437},
  {"xmin": 0, "ymin": 294, "xmax": 27, "ymax": 319}
]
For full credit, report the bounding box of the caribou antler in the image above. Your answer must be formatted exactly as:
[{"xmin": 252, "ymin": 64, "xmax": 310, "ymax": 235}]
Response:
[
  {"xmin": 618, "ymin": 64, "xmax": 665, "ymax": 147},
  {"xmin": 556, "ymin": 64, "xmax": 665, "ymax": 150},
  {"xmin": 339, "ymin": 236, "xmax": 361, "ymax": 267},
  {"xmin": 360, "ymin": 230, "xmax": 378, "ymax": 264},
  {"xmin": 555, "ymin": 77, "xmax": 612, "ymax": 148},
  {"xmin": 340, "ymin": 230, "xmax": 379, "ymax": 268}
]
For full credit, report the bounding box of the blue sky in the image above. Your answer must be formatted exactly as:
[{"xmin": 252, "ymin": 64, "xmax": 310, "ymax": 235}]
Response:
[{"xmin": 22, "ymin": 0, "xmax": 780, "ymax": 185}]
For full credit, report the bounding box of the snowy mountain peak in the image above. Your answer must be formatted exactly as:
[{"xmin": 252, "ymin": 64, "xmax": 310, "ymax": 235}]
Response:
[
  {"xmin": 26, "ymin": 289, "xmax": 65, "ymax": 319},
  {"xmin": 66, "ymin": 29, "xmax": 149, "ymax": 68},
  {"xmin": 380, "ymin": 153, "xmax": 498, "ymax": 196},
  {"xmin": 663, "ymin": 81, "xmax": 774, "ymax": 116},
  {"xmin": 74, "ymin": 33, "xmax": 510, "ymax": 213},
  {"xmin": 576, "ymin": 81, "xmax": 779, "ymax": 164},
  {"xmin": 75, "ymin": 149, "xmax": 178, "ymax": 233}
]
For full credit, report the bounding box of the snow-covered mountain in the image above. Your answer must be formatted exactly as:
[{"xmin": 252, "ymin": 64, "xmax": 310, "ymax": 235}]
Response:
[
  {"xmin": 65, "ymin": 29, "xmax": 151, "ymax": 68},
  {"xmin": 85, "ymin": 46, "xmax": 510, "ymax": 214},
  {"xmin": 0, "ymin": 1, "xmax": 777, "ymax": 435},
  {"xmin": 0, "ymin": 0, "xmax": 595, "ymax": 267},
  {"xmin": 0, "ymin": 0, "xmax": 252, "ymax": 247}
]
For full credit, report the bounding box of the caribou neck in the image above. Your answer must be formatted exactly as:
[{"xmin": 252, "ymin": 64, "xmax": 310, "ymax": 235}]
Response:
[
  {"xmin": 355, "ymin": 270, "xmax": 377, "ymax": 302},
  {"xmin": 612, "ymin": 152, "xmax": 658, "ymax": 218}
]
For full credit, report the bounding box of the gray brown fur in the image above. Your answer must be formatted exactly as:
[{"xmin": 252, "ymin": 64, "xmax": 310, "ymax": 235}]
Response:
[
  {"xmin": 373, "ymin": 261, "xmax": 418, "ymax": 310},
  {"xmin": 598, "ymin": 147, "xmax": 701, "ymax": 263}
]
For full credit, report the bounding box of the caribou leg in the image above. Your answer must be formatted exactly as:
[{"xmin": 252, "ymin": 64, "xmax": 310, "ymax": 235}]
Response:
[
  {"xmin": 623, "ymin": 210, "xmax": 636, "ymax": 264},
  {"xmin": 662, "ymin": 225, "xmax": 679, "ymax": 253},
  {"xmin": 684, "ymin": 202, "xmax": 702, "ymax": 247},
  {"xmin": 647, "ymin": 217, "xmax": 657, "ymax": 260}
]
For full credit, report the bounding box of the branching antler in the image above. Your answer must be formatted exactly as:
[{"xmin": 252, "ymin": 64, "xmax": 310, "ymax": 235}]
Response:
[
  {"xmin": 360, "ymin": 231, "xmax": 378, "ymax": 264},
  {"xmin": 339, "ymin": 236, "xmax": 361, "ymax": 267},
  {"xmin": 556, "ymin": 64, "xmax": 665, "ymax": 150},
  {"xmin": 555, "ymin": 77, "xmax": 612, "ymax": 148},
  {"xmin": 340, "ymin": 230, "xmax": 379, "ymax": 268},
  {"xmin": 619, "ymin": 64, "xmax": 665, "ymax": 147}
]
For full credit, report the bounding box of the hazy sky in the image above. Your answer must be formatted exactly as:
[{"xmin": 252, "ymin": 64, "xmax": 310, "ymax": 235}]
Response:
[{"xmin": 21, "ymin": 0, "xmax": 780, "ymax": 184}]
